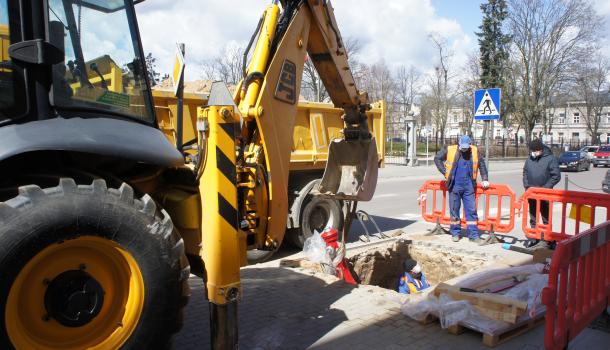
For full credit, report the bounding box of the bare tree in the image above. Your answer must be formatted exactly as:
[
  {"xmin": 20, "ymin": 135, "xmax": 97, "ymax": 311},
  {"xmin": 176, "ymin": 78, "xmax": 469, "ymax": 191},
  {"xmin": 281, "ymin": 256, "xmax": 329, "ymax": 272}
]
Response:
[
  {"xmin": 362, "ymin": 61, "xmax": 396, "ymax": 116},
  {"xmin": 301, "ymin": 36, "xmax": 363, "ymax": 102},
  {"xmin": 393, "ymin": 65, "xmax": 421, "ymax": 121},
  {"xmin": 507, "ymin": 0, "xmax": 603, "ymax": 143},
  {"xmin": 573, "ymin": 53, "xmax": 610, "ymax": 143},
  {"xmin": 457, "ymin": 52, "xmax": 482, "ymax": 137},
  {"xmin": 200, "ymin": 44, "xmax": 244, "ymax": 85},
  {"xmin": 200, "ymin": 58, "xmax": 218, "ymax": 81},
  {"xmin": 427, "ymin": 34, "xmax": 454, "ymax": 143}
]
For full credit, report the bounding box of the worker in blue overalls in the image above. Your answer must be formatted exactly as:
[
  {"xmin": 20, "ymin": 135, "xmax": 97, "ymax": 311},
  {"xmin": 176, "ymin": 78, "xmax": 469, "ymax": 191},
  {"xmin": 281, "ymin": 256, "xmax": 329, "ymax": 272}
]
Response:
[{"xmin": 434, "ymin": 135, "xmax": 489, "ymax": 244}]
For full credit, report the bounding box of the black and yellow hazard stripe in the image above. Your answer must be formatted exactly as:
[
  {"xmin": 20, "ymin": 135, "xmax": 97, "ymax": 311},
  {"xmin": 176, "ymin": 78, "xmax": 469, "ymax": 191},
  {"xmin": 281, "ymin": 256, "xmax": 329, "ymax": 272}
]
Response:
[{"xmin": 215, "ymin": 122, "xmax": 239, "ymax": 230}]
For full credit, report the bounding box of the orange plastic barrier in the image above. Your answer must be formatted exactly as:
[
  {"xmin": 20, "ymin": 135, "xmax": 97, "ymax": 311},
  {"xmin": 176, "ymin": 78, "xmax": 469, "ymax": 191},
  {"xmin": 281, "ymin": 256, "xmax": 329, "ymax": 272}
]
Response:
[
  {"xmin": 418, "ymin": 180, "xmax": 517, "ymax": 233},
  {"xmin": 542, "ymin": 220, "xmax": 610, "ymax": 350},
  {"xmin": 520, "ymin": 188, "xmax": 610, "ymax": 242}
]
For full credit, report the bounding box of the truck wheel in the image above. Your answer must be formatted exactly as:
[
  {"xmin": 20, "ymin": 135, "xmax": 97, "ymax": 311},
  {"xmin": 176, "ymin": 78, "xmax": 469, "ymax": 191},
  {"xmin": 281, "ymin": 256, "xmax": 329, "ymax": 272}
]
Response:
[
  {"xmin": 287, "ymin": 196, "xmax": 343, "ymax": 248},
  {"xmin": 0, "ymin": 179, "xmax": 189, "ymax": 350}
]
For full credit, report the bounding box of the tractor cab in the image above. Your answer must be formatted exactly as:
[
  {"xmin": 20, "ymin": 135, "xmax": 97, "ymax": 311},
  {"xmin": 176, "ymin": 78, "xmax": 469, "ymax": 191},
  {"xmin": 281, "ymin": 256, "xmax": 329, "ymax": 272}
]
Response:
[
  {"xmin": 1, "ymin": 0, "xmax": 154, "ymax": 125},
  {"xmin": 0, "ymin": 0, "xmax": 182, "ymax": 182}
]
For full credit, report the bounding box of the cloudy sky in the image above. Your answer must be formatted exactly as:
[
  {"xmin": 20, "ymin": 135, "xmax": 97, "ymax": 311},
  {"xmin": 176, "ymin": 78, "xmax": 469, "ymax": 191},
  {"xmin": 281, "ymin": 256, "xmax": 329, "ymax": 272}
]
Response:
[{"xmin": 135, "ymin": 0, "xmax": 610, "ymax": 80}]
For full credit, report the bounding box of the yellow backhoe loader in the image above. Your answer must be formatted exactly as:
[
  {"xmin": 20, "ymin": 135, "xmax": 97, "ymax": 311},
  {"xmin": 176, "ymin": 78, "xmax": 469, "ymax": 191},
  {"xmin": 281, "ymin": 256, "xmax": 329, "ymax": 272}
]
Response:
[{"xmin": 0, "ymin": 0, "xmax": 379, "ymax": 349}]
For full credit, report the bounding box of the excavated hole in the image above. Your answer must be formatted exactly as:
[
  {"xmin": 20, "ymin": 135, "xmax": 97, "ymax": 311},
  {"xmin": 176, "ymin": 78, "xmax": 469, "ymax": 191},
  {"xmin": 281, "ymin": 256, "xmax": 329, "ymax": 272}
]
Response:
[{"xmin": 347, "ymin": 240, "xmax": 491, "ymax": 290}]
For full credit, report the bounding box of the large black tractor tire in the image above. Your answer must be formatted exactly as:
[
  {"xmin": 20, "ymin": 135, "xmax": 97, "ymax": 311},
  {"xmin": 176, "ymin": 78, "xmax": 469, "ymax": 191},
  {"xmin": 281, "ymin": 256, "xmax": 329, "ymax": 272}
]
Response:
[
  {"xmin": 0, "ymin": 179, "xmax": 190, "ymax": 350},
  {"xmin": 286, "ymin": 195, "xmax": 343, "ymax": 248}
]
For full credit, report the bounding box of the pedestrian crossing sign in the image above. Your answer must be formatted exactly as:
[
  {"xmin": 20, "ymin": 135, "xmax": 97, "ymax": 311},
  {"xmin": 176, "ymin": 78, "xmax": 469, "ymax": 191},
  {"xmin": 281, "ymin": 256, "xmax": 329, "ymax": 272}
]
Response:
[{"xmin": 474, "ymin": 88, "xmax": 501, "ymax": 120}]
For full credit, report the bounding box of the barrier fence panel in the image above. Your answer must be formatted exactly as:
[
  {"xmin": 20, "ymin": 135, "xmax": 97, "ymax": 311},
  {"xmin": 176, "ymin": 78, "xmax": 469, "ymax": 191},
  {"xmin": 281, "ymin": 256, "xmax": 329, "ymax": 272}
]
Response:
[
  {"xmin": 418, "ymin": 180, "xmax": 517, "ymax": 233},
  {"xmin": 542, "ymin": 220, "xmax": 610, "ymax": 350},
  {"xmin": 520, "ymin": 188, "xmax": 610, "ymax": 242}
]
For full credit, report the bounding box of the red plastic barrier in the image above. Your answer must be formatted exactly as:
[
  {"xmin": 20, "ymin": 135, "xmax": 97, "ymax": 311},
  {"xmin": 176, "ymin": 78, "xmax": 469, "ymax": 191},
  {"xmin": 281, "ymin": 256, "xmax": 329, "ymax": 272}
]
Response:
[
  {"xmin": 542, "ymin": 220, "xmax": 610, "ymax": 350},
  {"xmin": 520, "ymin": 188, "xmax": 610, "ymax": 242},
  {"xmin": 418, "ymin": 180, "xmax": 517, "ymax": 233}
]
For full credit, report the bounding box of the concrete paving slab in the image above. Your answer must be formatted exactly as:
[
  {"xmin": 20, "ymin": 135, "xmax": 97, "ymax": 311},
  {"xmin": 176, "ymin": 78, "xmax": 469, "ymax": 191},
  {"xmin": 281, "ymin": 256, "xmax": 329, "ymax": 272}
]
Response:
[{"xmin": 175, "ymin": 231, "xmax": 610, "ymax": 349}]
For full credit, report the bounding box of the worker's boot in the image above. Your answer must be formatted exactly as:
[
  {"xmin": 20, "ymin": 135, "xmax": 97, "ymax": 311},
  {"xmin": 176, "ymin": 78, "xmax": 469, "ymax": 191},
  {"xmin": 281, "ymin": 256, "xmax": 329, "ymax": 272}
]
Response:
[{"xmin": 452, "ymin": 235, "xmax": 461, "ymax": 242}]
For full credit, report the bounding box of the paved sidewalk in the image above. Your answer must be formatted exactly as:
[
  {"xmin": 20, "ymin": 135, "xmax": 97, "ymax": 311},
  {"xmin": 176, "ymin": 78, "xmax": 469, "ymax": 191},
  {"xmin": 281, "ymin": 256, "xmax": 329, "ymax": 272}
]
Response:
[{"xmin": 174, "ymin": 234, "xmax": 610, "ymax": 349}]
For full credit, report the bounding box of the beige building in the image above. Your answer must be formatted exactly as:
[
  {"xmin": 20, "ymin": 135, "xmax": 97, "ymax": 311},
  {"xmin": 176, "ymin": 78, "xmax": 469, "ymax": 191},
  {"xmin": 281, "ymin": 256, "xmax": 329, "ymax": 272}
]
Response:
[{"xmin": 422, "ymin": 101, "xmax": 610, "ymax": 144}]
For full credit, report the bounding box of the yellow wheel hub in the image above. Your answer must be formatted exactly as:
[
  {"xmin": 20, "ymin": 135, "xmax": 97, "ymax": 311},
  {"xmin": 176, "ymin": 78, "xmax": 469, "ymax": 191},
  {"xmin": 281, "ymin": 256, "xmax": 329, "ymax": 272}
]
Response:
[{"xmin": 6, "ymin": 236, "xmax": 145, "ymax": 350}]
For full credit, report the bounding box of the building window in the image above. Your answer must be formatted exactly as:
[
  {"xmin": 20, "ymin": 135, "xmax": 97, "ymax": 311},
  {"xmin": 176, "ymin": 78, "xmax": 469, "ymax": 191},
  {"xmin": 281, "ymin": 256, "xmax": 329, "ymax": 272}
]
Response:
[
  {"xmin": 453, "ymin": 114, "xmax": 458, "ymax": 123},
  {"xmin": 606, "ymin": 112, "xmax": 610, "ymax": 124},
  {"xmin": 572, "ymin": 132, "xmax": 579, "ymax": 140},
  {"xmin": 573, "ymin": 112, "xmax": 580, "ymax": 124},
  {"xmin": 558, "ymin": 132, "xmax": 564, "ymax": 140},
  {"xmin": 557, "ymin": 113, "xmax": 565, "ymax": 124}
]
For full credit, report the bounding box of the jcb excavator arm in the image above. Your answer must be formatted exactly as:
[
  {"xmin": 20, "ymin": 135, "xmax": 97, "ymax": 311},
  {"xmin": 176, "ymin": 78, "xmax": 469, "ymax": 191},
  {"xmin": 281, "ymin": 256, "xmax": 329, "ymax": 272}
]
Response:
[
  {"xmin": 197, "ymin": 1, "xmax": 377, "ymax": 348},
  {"xmin": 295, "ymin": 0, "xmax": 371, "ymax": 138}
]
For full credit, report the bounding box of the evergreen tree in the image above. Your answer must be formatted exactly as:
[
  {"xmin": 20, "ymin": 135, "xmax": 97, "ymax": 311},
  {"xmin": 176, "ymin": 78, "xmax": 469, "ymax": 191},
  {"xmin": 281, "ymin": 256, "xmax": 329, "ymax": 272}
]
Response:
[
  {"xmin": 476, "ymin": 0, "xmax": 510, "ymax": 89},
  {"xmin": 145, "ymin": 52, "xmax": 160, "ymax": 85}
]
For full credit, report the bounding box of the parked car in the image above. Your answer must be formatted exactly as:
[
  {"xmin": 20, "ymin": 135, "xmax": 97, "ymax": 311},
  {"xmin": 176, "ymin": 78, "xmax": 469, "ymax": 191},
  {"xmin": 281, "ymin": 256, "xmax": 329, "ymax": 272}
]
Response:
[
  {"xmin": 579, "ymin": 145, "xmax": 599, "ymax": 160},
  {"xmin": 593, "ymin": 145, "xmax": 610, "ymax": 167},
  {"xmin": 603, "ymin": 170, "xmax": 610, "ymax": 194},
  {"xmin": 558, "ymin": 151, "xmax": 590, "ymax": 171}
]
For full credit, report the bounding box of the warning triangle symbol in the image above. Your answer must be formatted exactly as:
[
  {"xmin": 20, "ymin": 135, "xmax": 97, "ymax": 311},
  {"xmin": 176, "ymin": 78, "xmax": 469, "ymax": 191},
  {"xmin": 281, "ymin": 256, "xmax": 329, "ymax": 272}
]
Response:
[{"xmin": 475, "ymin": 90, "xmax": 499, "ymax": 116}]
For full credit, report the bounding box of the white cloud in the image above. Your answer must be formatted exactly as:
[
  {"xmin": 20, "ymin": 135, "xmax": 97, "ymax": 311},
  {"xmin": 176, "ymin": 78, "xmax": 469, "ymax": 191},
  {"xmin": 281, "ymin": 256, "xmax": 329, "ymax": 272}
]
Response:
[
  {"xmin": 593, "ymin": 0, "xmax": 610, "ymax": 58},
  {"xmin": 135, "ymin": 0, "xmax": 475, "ymax": 78}
]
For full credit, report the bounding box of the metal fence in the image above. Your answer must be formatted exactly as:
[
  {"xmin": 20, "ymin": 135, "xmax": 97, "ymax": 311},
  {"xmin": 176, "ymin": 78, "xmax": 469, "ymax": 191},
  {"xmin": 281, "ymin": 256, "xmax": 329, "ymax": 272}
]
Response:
[
  {"xmin": 385, "ymin": 122, "xmax": 409, "ymax": 165},
  {"xmin": 385, "ymin": 131, "xmax": 603, "ymax": 165}
]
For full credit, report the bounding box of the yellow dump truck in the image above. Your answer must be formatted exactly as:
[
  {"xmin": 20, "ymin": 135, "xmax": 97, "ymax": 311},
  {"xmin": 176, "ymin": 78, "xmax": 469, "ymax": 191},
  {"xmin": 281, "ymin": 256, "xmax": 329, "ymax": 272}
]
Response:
[{"xmin": 152, "ymin": 88, "xmax": 386, "ymax": 248}]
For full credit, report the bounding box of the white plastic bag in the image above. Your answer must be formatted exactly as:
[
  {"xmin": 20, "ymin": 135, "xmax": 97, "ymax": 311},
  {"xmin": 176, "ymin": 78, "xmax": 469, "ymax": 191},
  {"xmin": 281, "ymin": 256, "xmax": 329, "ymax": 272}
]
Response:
[
  {"xmin": 302, "ymin": 230, "xmax": 330, "ymax": 264},
  {"xmin": 401, "ymin": 291, "xmax": 438, "ymax": 322},
  {"xmin": 438, "ymin": 294, "xmax": 473, "ymax": 329}
]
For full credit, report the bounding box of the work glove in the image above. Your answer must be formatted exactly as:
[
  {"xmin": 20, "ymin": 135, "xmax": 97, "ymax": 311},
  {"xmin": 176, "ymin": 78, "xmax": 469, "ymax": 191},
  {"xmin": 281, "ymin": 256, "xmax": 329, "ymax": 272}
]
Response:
[{"xmin": 482, "ymin": 181, "xmax": 490, "ymax": 189}]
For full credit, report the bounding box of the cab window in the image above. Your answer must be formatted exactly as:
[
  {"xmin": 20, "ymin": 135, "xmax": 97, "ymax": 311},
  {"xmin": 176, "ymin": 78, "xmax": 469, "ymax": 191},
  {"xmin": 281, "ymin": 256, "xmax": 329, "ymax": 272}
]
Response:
[{"xmin": 48, "ymin": 0, "xmax": 154, "ymax": 123}]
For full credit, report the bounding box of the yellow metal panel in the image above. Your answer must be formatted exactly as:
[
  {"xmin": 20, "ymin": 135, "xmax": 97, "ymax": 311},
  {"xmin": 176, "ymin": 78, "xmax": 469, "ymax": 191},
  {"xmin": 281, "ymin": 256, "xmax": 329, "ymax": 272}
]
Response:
[
  {"xmin": 109, "ymin": 65, "xmax": 123, "ymax": 93},
  {"xmin": 240, "ymin": 4, "xmax": 280, "ymax": 117},
  {"xmin": 252, "ymin": 5, "xmax": 312, "ymax": 246},
  {"xmin": 199, "ymin": 106, "xmax": 242, "ymax": 305},
  {"xmin": 569, "ymin": 204, "xmax": 592, "ymax": 225},
  {"xmin": 0, "ymin": 24, "xmax": 9, "ymax": 64},
  {"xmin": 310, "ymin": 112, "xmax": 328, "ymax": 150}
]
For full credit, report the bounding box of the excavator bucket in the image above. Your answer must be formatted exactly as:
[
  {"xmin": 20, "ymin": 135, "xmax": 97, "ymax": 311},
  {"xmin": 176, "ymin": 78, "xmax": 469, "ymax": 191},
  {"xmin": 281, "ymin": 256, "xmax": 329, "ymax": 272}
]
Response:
[{"xmin": 316, "ymin": 138, "xmax": 379, "ymax": 201}]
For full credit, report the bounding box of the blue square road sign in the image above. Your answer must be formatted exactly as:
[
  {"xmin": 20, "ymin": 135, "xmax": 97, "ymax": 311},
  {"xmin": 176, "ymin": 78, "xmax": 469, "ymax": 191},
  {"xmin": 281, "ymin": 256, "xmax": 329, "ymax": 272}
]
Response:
[{"xmin": 474, "ymin": 88, "xmax": 501, "ymax": 121}]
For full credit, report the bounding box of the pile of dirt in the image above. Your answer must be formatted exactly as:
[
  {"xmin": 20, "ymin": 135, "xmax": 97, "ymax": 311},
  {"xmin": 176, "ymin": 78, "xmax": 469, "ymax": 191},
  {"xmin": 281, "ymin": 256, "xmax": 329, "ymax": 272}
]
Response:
[{"xmin": 347, "ymin": 240, "xmax": 489, "ymax": 290}]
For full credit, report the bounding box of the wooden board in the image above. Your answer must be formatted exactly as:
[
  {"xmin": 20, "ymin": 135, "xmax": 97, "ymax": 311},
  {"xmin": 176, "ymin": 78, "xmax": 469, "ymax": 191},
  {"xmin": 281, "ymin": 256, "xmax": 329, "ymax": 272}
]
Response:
[
  {"xmin": 418, "ymin": 311, "xmax": 545, "ymax": 348},
  {"xmin": 279, "ymin": 258, "xmax": 322, "ymax": 272},
  {"xmin": 434, "ymin": 283, "xmax": 528, "ymax": 324},
  {"xmin": 482, "ymin": 313, "xmax": 545, "ymax": 347}
]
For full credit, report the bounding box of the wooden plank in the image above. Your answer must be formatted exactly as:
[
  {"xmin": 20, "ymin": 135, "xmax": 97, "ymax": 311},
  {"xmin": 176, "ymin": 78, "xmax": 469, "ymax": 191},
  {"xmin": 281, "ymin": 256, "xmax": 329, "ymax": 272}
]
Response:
[
  {"xmin": 447, "ymin": 324, "xmax": 466, "ymax": 335},
  {"xmin": 435, "ymin": 283, "xmax": 528, "ymax": 309},
  {"xmin": 434, "ymin": 283, "xmax": 527, "ymax": 324},
  {"xmin": 279, "ymin": 258, "xmax": 322, "ymax": 272},
  {"xmin": 419, "ymin": 314, "xmax": 438, "ymax": 325},
  {"xmin": 482, "ymin": 314, "xmax": 545, "ymax": 347}
]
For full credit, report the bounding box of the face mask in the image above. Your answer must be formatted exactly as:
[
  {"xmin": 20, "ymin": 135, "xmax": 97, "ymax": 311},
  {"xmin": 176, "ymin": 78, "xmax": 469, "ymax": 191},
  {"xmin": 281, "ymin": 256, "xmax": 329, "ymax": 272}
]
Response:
[
  {"xmin": 411, "ymin": 264, "xmax": 421, "ymax": 274},
  {"xmin": 531, "ymin": 151, "xmax": 541, "ymax": 158}
]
